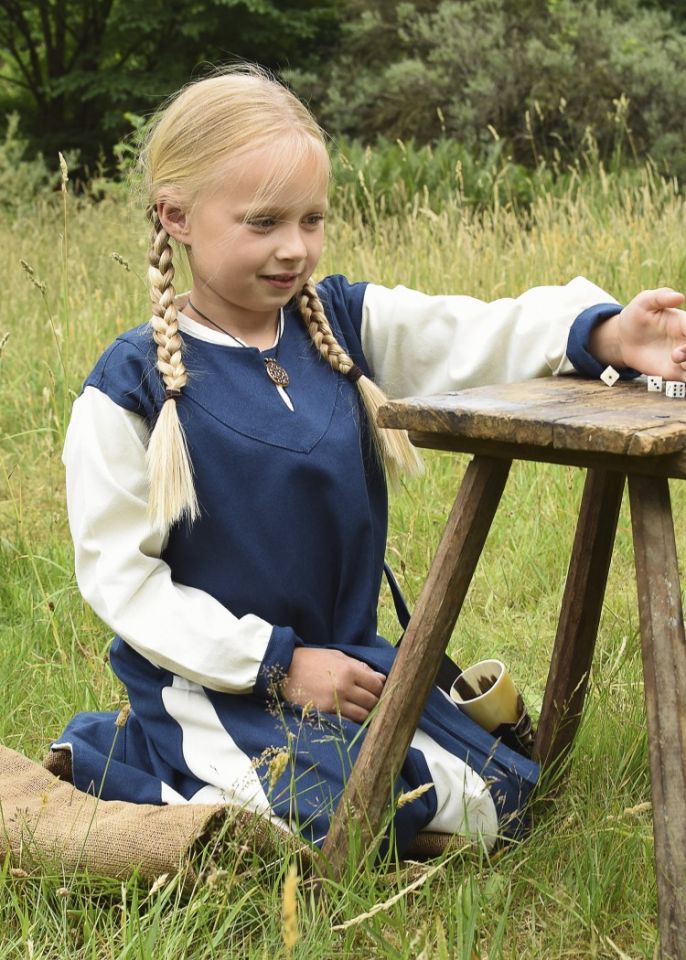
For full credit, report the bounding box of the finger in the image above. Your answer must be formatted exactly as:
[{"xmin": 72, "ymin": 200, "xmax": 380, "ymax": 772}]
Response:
[
  {"xmin": 672, "ymin": 344, "xmax": 686, "ymax": 365},
  {"xmin": 352, "ymin": 665, "xmax": 386, "ymax": 697},
  {"xmin": 643, "ymin": 287, "xmax": 685, "ymax": 311},
  {"xmin": 340, "ymin": 701, "xmax": 369, "ymax": 725},
  {"xmin": 361, "ymin": 661, "xmax": 386, "ymax": 680},
  {"xmin": 348, "ymin": 684, "xmax": 381, "ymax": 713}
]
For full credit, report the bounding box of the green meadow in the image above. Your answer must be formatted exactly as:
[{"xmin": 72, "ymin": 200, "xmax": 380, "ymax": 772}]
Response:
[{"xmin": 1, "ymin": 161, "xmax": 684, "ymax": 958}]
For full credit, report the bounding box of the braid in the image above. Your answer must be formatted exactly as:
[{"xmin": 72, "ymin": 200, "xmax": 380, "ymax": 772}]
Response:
[
  {"xmin": 298, "ymin": 279, "xmax": 423, "ymax": 487},
  {"xmin": 148, "ymin": 211, "xmax": 187, "ymax": 394},
  {"xmin": 145, "ymin": 208, "xmax": 199, "ymax": 530},
  {"xmin": 298, "ymin": 279, "xmax": 357, "ymax": 376}
]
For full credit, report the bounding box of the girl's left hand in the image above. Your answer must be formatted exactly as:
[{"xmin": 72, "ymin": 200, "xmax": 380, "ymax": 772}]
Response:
[{"xmin": 602, "ymin": 288, "xmax": 686, "ymax": 379}]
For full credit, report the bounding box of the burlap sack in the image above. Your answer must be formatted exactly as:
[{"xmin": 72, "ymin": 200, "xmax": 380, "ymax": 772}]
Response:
[
  {"xmin": 405, "ymin": 829, "xmax": 457, "ymax": 860},
  {"xmin": 37, "ymin": 750, "xmax": 454, "ymax": 862},
  {"xmin": 0, "ymin": 745, "xmax": 451, "ymax": 890},
  {"xmin": 0, "ymin": 745, "xmax": 312, "ymax": 889}
]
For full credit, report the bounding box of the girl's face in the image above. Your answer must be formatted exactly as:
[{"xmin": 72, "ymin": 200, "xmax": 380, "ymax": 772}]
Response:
[{"xmin": 159, "ymin": 141, "xmax": 329, "ymax": 340}]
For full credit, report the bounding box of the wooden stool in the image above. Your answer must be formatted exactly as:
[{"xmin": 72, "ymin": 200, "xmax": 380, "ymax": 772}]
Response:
[{"xmin": 322, "ymin": 377, "xmax": 686, "ymax": 960}]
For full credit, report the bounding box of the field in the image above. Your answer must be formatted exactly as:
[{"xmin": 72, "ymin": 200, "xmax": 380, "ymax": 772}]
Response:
[{"xmin": 1, "ymin": 163, "xmax": 685, "ymax": 958}]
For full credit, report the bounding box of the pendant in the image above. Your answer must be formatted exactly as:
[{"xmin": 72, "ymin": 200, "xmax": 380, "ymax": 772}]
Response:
[{"xmin": 264, "ymin": 358, "xmax": 290, "ymax": 387}]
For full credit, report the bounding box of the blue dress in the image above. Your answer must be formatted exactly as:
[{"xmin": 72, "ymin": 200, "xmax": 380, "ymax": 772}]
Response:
[{"xmin": 57, "ymin": 275, "xmax": 538, "ymax": 855}]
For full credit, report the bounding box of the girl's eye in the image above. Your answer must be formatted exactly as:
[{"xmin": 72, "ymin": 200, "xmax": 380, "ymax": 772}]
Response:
[
  {"xmin": 247, "ymin": 217, "xmax": 277, "ymax": 231},
  {"xmin": 246, "ymin": 213, "xmax": 325, "ymax": 231}
]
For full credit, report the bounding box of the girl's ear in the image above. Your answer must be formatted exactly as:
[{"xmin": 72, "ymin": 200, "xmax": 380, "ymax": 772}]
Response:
[{"xmin": 157, "ymin": 198, "xmax": 191, "ymax": 244}]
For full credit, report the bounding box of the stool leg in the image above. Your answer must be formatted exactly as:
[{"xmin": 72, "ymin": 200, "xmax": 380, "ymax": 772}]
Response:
[
  {"xmin": 321, "ymin": 455, "xmax": 511, "ymax": 880},
  {"xmin": 629, "ymin": 475, "xmax": 686, "ymax": 960},
  {"xmin": 534, "ymin": 468, "xmax": 625, "ymax": 769}
]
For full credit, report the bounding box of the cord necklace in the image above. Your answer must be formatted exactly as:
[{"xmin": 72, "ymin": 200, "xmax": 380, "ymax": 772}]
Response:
[{"xmin": 186, "ymin": 300, "xmax": 289, "ymax": 388}]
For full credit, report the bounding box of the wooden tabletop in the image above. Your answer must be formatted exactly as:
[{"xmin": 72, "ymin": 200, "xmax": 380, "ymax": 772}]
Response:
[{"xmin": 378, "ymin": 377, "xmax": 686, "ymax": 464}]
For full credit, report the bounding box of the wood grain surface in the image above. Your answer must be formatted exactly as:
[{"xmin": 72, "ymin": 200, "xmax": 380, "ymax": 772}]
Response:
[
  {"xmin": 534, "ymin": 469, "xmax": 625, "ymax": 768},
  {"xmin": 379, "ymin": 377, "xmax": 686, "ymax": 458}
]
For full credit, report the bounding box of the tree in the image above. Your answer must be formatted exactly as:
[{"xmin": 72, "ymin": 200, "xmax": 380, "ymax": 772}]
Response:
[{"xmin": 0, "ymin": 0, "xmax": 340, "ymax": 170}]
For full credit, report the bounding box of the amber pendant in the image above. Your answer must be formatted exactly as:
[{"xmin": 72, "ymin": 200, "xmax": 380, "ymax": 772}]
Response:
[{"xmin": 264, "ymin": 358, "xmax": 290, "ymax": 387}]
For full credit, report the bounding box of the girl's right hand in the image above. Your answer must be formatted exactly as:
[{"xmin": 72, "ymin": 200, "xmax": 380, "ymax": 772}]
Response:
[{"xmin": 280, "ymin": 648, "xmax": 386, "ymax": 724}]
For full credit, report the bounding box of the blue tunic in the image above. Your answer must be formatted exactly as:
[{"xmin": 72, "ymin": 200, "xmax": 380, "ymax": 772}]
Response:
[{"xmin": 58, "ymin": 275, "xmax": 538, "ymax": 855}]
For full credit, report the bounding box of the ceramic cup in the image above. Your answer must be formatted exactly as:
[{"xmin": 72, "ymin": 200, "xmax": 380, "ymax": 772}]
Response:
[{"xmin": 450, "ymin": 659, "xmax": 535, "ymax": 757}]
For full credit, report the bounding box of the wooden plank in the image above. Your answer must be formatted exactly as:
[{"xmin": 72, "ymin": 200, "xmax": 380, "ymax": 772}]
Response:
[
  {"xmin": 320, "ymin": 456, "xmax": 511, "ymax": 879},
  {"xmin": 534, "ymin": 469, "xmax": 625, "ymax": 769},
  {"xmin": 378, "ymin": 378, "xmax": 686, "ymax": 457},
  {"xmin": 405, "ymin": 434, "xmax": 686, "ymax": 481},
  {"xmin": 629, "ymin": 476, "xmax": 686, "ymax": 960}
]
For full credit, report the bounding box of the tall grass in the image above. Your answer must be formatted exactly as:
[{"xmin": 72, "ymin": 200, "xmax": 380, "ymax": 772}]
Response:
[{"xmin": 1, "ymin": 158, "xmax": 685, "ymax": 957}]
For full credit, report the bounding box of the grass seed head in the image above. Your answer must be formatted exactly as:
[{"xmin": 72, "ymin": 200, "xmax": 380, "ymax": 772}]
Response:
[
  {"xmin": 20, "ymin": 259, "xmax": 46, "ymax": 293},
  {"xmin": 111, "ymin": 252, "xmax": 131, "ymax": 271},
  {"xmin": 281, "ymin": 863, "xmax": 299, "ymax": 956},
  {"xmin": 267, "ymin": 749, "xmax": 289, "ymax": 792},
  {"xmin": 115, "ymin": 703, "xmax": 131, "ymax": 727},
  {"xmin": 396, "ymin": 781, "xmax": 434, "ymax": 809},
  {"xmin": 59, "ymin": 152, "xmax": 69, "ymax": 192}
]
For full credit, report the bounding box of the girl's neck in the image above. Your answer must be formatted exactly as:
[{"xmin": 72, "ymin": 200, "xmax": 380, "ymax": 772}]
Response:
[{"xmin": 183, "ymin": 294, "xmax": 280, "ymax": 349}]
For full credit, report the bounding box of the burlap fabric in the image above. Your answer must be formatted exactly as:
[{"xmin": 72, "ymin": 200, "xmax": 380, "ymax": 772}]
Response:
[
  {"xmin": 0, "ymin": 746, "xmax": 312, "ymax": 889},
  {"xmin": 39, "ymin": 749, "xmax": 454, "ymax": 861},
  {"xmin": 0, "ymin": 746, "xmax": 451, "ymax": 887},
  {"xmin": 405, "ymin": 829, "xmax": 457, "ymax": 859}
]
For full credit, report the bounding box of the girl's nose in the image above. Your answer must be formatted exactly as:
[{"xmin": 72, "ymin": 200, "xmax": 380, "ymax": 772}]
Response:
[{"xmin": 276, "ymin": 225, "xmax": 308, "ymax": 262}]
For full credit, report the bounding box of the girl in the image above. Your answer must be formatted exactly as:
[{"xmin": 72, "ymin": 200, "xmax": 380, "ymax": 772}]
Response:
[{"xmin": 53, "ymin": 66, "xmax": 686, "ymax": 857}]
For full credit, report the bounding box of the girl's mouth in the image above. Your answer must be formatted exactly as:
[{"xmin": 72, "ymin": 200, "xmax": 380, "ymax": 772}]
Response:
[{"xmin": 261, "ymin": 274, "xmax": 299, "ymax": 290}]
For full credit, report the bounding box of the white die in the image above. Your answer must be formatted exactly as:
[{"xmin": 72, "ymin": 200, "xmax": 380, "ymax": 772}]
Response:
[
  {"xmin": 600, "ymin": 365, "xmax": 619, "ymax": 387},
  {"xmin": 665, "ymin": 380, "xmax": 685, "ymax": 398},
  {"xmin": 647, "ymin": 376, "xmax": 663, "ymax": 392}
]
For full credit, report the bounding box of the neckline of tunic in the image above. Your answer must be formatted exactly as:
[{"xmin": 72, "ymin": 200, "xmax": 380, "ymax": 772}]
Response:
[
  {"xmin": 176, "ymin": 308, "xmax": 294, "ymax": 411},
  {"xmin": 177, "ymin": 309, "xmax": 283, "ymax": 351}
]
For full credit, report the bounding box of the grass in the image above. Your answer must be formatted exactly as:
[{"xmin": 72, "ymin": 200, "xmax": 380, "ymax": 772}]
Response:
[{"xmin": 2, "ymin": 160, "xmax": 685, "ymax": 957}]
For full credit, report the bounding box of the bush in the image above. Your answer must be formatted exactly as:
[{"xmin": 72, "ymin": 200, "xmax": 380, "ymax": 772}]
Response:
[
  {"xmin": 326, "ymin": 133, "xmax": 672, "ymax": 222},
  {"xmin": 289, "ymin": 0, "xmax": 686, "ymax": 178},
  {"xmin": 329, "ymin": 135, "xmax": 547, "ymax": 218}
]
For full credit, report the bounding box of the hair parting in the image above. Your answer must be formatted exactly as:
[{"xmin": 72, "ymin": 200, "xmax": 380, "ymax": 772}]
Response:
[{"xmin": 298, "ymin": 279, "xmax": 424, "ymax": 487}]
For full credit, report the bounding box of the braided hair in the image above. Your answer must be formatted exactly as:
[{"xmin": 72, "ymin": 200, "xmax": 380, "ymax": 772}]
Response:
[
  {"xmin": 145, "ymin": 207, "xmax": 199, "ymax": 529},
  {"xmin": 298, "ymin": 279, "xmax": 422, "ymax": 487}
]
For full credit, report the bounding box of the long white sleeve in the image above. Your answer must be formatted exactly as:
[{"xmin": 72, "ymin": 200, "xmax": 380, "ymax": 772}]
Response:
[
  {"xmin": 63, "ymin": 386, "xmax": 275, "ymax": 693},
  {"xmin": 360, "ymin": 277, "xmax": 617, "ymax": 398}
]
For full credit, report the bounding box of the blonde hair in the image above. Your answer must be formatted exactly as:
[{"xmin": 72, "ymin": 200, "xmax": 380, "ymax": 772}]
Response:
[{"xmin": 141, "ymin": 65, "xmax": 421, "ymax": 530}]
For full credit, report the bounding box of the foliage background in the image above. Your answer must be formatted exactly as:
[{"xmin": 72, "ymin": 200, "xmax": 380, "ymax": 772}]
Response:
[{"xmin": 1, "ymin": 0, "xmax": 686, "ymax": 179}]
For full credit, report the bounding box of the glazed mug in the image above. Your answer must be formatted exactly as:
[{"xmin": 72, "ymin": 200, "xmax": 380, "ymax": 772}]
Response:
[{"xmin": 450, "ymin": 659, "xmax": 535, "ymax": 757}]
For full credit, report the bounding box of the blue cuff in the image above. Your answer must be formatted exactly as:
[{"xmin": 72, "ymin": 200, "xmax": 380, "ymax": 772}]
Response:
[
  {"xmin": 566, "ymin": 303, "xmax": 640, "ymax": 380},
  {"xmin": 254, "ymin": 625, "xmax": 302, "ymax": 698}
]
